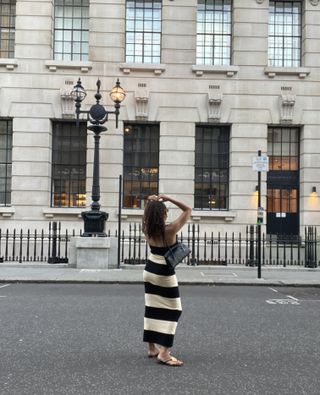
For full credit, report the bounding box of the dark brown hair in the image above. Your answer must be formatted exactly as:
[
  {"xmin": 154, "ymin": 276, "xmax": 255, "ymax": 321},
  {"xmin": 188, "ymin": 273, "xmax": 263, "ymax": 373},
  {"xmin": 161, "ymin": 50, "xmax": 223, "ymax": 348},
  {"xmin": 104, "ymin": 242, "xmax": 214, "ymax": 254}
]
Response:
[{"xmin": 142, "ymin": 200, "xmax": 167, "ymax": 239}]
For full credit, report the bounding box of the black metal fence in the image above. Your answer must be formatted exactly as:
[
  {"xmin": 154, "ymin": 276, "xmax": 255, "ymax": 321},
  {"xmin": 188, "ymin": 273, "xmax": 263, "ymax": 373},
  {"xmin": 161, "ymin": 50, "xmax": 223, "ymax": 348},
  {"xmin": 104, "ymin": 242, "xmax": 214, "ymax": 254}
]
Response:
[
  {"xmin": 121, "ymin": 224, "xmax": 319, "ymax": 268},
  {"xmin": 0, "ymin": 222, "xmax": 78, "ymax": 264},
  {"xmin": 0, "ymin": 222, "xmax": 318, "ymax": 268}
]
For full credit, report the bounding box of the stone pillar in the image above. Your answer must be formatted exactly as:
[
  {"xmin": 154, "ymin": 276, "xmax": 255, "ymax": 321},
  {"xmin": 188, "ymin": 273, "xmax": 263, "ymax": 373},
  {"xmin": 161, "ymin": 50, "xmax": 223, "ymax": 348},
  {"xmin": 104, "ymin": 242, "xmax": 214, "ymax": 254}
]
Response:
[{"xmin": 68, "ymin": 236, "xmax": 118, "ymax": 269}]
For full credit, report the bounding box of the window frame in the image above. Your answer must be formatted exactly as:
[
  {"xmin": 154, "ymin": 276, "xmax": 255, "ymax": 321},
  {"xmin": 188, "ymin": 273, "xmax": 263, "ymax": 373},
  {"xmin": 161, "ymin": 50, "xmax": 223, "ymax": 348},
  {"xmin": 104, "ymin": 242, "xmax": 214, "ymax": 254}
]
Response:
[
  {"xmin": 196, "ymin": 0, "xmax": 232, "ymax": 66},
  {"xmin": 53, "ymin": 0, "xmax": 89, "ymax": 61},
  {"xmin": 123, "ymin": 122, "xmax": 160, "ymax": 209},
  {"xmin": 51, "ymin": 120, "xmax": 87, "ymax": 208},
  {"xmin": 0, "ymin": 118, "xmax": 12, "ymax": 206},
  {"xmin": 268, "ymin": 0, "xmax": 302, "ymax": 67},
  {"xmin": 125, "ymin": 0, "xmax": 162, "ymax": 64},
  {"xmin": 194, "ymin": 124, "xmax": 230, "ymax": 211},
  {"xmin": 0, "ymin": 0, "xmax": 16, "ymax": 59},
  {"xmin": 267, "ymin": 126, "xmax": 300, "ymax": 171}
]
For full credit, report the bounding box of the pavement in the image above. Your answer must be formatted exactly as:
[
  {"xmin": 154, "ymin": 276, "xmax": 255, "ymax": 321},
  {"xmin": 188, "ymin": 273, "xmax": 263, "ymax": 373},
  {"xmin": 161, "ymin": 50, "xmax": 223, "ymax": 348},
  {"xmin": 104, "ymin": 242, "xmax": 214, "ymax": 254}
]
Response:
[{"xmin": 0, "ymin": 262, "xmax": 320, "ymax": 286}]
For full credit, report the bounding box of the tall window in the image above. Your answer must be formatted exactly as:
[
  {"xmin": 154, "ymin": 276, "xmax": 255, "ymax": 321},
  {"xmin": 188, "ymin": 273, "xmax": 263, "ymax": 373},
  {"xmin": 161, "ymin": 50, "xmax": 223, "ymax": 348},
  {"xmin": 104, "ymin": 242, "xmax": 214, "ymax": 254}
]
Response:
[
  {"xmin": 123, "ymin": 123, "xmax": 159, "ymax": 208},
  {"xmin": 0, "ymin": 119, "xmax": 12, "ymax": 206},
  {"xmin": 267, "ymin": 127, "xmax": 299, "ymax": 215},
  {"xmin": 54, "ymin": 0, "xmax": 89, "ymax": 61},
  {"xmin": 268, "ymin": 1, "xmax": 302, "ymax": 67},
  {"xmin": 195, "ymin": 125, "xmax": 229, "ymax": 210},
  {"xmin": 267, "ymin": 127, "xmax": 299, "ymax": 171},
  {"xmin": 0, "ymin": 0, "xmax": 16, "ymax": 58},
  {"xmin": 125, "ymin": 0, "xmax": 162, "ymax": 64},
  {"xmin": 51, "ymin": 121, "xmax": 87, "ymax": 207},
  {"xmin": 196, "ymin": 0, "xmax": 232, "ymax": 66}
]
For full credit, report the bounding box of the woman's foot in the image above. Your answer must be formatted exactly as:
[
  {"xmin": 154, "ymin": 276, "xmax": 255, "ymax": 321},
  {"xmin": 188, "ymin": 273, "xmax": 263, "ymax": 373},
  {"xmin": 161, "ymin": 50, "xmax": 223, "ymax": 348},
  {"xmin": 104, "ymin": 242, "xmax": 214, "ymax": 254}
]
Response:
[
  {"xmin": 157, "ymin": 355, "xmax": 183, "ymax": 366},
  {"xmin": 147, "ymin": 343, "xmax": 159, "ymax": 358}
]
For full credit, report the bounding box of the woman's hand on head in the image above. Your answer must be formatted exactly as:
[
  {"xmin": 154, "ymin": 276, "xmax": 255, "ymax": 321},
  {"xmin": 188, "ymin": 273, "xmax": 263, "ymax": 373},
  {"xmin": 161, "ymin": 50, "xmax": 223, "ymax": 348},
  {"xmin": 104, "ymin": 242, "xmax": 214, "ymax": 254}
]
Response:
[
  {"xmin": 147, "ymin": 195, "xmax": 159, "ymax": 201},
  {"xmin": 158, "ymin": 194, "xmax": 170, "ymax": 202}
]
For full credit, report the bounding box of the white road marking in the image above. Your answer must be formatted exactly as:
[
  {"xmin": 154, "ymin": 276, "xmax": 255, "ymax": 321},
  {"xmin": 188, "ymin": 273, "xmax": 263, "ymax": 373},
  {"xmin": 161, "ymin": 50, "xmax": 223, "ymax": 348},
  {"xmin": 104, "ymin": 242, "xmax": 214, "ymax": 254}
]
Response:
[
  {"xmin": 266, "ymin": 298, "xmax": 300, "ymax": 305},
  {"xmin": 0, "ymin": 295, "xmax": 7, "ymax": 298},
  {"xmin": 287, "ymin": 295, "xmax": 299, "ymax": 301},
  {"xmin": 269, "ymin": 287, "xmax": 279, "ymax": 293},
  {"xmin": 0, "ymin": 284, "xmax": 10, "ymax": 289}
]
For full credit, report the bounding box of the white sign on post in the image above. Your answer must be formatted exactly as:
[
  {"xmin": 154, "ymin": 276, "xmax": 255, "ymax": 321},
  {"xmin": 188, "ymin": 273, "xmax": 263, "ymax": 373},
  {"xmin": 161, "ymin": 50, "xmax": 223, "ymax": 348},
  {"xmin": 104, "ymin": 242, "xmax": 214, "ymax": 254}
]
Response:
[{"xmin": 252, "ymin": 155, "xmax": 269, "ymax": 172}]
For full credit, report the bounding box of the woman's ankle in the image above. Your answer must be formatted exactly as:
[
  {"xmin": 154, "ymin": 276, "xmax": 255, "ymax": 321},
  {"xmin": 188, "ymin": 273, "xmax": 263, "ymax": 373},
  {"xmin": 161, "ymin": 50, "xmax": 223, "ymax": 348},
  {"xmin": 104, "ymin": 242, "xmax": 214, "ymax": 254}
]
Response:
[{"xmin": 158, "ymin": 348, "xmax": 170, "ymax": 360}]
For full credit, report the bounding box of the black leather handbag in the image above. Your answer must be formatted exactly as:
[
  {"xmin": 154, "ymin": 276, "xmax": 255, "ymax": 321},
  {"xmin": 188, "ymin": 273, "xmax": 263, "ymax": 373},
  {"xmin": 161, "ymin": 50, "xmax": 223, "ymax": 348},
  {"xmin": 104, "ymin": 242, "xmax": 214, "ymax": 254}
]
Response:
[{"xmin": 164, "ymin": 243, "xmax": 191, "ymax": 269}]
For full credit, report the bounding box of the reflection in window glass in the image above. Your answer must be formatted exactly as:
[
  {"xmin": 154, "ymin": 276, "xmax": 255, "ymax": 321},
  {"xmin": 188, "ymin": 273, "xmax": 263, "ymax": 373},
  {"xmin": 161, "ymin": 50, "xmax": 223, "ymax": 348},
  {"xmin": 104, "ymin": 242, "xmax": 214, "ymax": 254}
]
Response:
[
  {"xmin": 196, "ymin": 0, "xmax": 232, "ymax": 66},
  {"xmin": 54, "ymin": 0, "xmax": 89, "ymax": 61},
  {"xmin": 125, "ymin": 0, "xmax": 162, "ymax": 64},
  {"xmin": 268, "ymin": 1, "xmax": 301, "ymax": 67},
  {"xmin": 123, "ymin": 123, "xmax": 159, "ymax": 208},
  {"xmin": 195, "ymin": 125, "xmax": 229, "ymax": 210}
]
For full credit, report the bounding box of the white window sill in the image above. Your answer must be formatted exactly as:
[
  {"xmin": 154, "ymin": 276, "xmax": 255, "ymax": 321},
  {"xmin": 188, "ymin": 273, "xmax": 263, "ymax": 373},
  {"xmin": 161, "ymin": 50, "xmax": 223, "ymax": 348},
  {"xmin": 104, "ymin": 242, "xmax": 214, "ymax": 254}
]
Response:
[
  {"xmin": 0, "ymin": 206, "xmax": 15, "ymax": 217},
  {"xmin": 0, "ymin": 59, "xmax": 18, "ymax": 70},
  {"xmin": 191, "ymin": 210, "xmax": 236, "ymax": 222},
  {"xmin": 45, "ymin": 60, "xmax": 92, "ymax": 73},
  {"xmin": 119, "ymin": 63, "xmax": 166, "ymax": 75},
  {"xmin": 119, "ymin": 208, "xmax": 236, "ymax": 222},
  {"xmin": 120, "ymin": 208, "xmax": 144, "ymax": 219},
  {"xmin": 264, "ymin": 67, "xmax": 310, "ymax": 79},
  {"xmin": 43, "ymin": 208, "xmax": 83, "ymax": 218},
  {"xmin": 192, "ymin": 65, "xmax": 239, "ymax": 77}
]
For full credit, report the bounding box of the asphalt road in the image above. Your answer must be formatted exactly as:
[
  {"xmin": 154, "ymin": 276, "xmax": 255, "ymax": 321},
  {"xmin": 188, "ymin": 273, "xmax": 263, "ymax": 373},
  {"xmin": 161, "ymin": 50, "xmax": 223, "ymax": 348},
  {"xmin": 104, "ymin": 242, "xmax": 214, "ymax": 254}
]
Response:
[{"xmin": 0, "ymin": 284, "xmax": 319, "ymax": 395}]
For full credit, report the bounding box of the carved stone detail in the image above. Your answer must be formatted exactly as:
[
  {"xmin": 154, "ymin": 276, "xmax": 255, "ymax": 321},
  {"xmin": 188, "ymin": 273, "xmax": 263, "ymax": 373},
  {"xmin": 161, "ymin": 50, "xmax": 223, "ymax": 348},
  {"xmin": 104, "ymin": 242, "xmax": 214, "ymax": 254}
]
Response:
[
  {"xmin": 256, "ymin": 0, "xmax": 265, "ymax": 4},
  {"xmin": 135, "ymin": 89, "xmax": 149, "ymax": 120},
  {"xmin": 280, "ymin": 94, "xmax": 296, "ymax": 123},
  {"xmin": 208, "ymin": 91, "xmax": 223, "ymax": 122},
  {"xmin": 309, "ymin": 0, "xmax": 319, "ymax": 6},
  {"xmin": 60, "ymin": 89, "xmax": 75, "ymax": 118}
]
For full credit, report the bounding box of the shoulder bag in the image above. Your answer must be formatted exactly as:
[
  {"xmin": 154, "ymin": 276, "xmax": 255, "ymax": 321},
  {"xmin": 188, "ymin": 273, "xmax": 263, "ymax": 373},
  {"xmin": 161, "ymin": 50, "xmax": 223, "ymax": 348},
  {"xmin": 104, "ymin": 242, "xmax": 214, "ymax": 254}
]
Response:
[{"xmin": 164, "ymin": 242, "xmax": 191, "ymax": 269}]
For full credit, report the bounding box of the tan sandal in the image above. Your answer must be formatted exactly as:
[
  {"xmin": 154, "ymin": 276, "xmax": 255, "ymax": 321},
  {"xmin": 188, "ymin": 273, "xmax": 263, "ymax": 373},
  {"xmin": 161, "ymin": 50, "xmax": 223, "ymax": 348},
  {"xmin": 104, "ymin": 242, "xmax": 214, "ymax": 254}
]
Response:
[{"xmin": 157, "ymin": 356, "xmax": 183, "ymax": 366}]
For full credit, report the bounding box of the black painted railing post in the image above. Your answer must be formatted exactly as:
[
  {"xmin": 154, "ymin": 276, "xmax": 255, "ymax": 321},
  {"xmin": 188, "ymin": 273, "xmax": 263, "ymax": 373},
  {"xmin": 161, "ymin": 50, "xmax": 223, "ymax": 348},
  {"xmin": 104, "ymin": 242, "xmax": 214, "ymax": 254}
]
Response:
[
  {"xmin": 248, "ymin": 225, "xmax": 255, "ymax": 266},
  {"xmin": 190, "ymin": 224, "xmax": 196, "ymax": 265},
  {"xmin": 48, "ymin": 221, "xmax": 68, "ymax": 264}
]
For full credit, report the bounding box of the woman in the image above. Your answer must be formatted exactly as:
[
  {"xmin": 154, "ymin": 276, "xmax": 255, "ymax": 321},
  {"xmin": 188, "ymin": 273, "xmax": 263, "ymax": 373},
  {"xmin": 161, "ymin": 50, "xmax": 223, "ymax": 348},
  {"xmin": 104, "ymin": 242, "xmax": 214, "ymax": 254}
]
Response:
[{"xmin": 142, "ymin": 194, "xmax": 192, "ymax": 366}]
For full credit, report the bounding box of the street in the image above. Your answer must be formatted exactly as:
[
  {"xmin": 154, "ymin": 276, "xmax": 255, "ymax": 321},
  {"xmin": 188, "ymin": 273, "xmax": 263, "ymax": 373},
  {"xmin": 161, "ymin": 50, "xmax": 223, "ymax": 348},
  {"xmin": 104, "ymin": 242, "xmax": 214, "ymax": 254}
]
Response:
[{"xmin": 0, "ymin": 284, "xmax": 319, "ymax": 395}]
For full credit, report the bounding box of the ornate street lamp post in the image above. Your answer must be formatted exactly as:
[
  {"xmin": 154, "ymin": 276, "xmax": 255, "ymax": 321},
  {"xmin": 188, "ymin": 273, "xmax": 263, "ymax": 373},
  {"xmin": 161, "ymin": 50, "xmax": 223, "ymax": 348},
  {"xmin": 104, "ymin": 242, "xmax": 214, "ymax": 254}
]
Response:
[{"xmin": 71, "ymin": 78, "xmax": 126, "ymax": 236}]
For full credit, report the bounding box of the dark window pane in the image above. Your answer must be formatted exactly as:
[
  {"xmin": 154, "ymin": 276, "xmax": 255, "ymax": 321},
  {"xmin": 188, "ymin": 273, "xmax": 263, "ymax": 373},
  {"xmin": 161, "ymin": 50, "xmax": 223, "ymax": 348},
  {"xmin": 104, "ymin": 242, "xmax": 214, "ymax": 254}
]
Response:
[
  {"xmin": 0, "ymin": 119, "xmax": 12, "ymax": 205},
  {"xmin": 194, "ymin": 125, "xmax": 229, "ymax": 210},
  {"xmin": 268, "ymin": 127, "xmax": 299, "ymax": 171},
  {"xmin": 123, "ymin": 123, "xmax": 159, "ymax": 208},
  {"xmin": 51, "ymin": 121, "xmax": 87, "ymax": 207}
]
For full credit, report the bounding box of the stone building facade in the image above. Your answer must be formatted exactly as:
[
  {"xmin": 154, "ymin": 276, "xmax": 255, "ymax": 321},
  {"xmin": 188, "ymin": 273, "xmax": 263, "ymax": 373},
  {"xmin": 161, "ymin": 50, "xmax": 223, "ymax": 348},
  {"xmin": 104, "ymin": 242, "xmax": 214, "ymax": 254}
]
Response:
[{"xmin": 0, "ymin": 0, "xmax": 319, "ymax": 236}]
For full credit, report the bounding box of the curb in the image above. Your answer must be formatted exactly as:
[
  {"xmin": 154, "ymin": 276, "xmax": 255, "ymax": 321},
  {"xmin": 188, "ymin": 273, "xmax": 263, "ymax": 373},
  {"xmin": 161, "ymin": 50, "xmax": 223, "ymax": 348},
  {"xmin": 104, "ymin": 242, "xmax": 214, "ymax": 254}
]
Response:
[{"xmin": 1, "ymin": 279, "xmax": 320, "ymax": 287}]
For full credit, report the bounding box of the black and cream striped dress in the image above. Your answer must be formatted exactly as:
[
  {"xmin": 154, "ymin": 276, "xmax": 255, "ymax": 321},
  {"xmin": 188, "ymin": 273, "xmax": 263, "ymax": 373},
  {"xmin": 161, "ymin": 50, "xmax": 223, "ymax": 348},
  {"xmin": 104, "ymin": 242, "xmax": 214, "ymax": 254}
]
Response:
[{"xmin": 143, "ymin": 244, "xmax": 182, "ymax": 348}]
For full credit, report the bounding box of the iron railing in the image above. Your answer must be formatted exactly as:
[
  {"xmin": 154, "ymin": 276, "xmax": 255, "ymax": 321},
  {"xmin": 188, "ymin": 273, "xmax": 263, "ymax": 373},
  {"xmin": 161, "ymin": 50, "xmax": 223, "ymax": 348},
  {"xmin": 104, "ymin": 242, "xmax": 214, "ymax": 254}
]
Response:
[
  {"xmin": 0, "ymin": 222, "xmax": 318, "ymax": 268},
  {"xmin": 0, "ymin": 222, "xmax": 78, "ymax": 263},
  {"xmin": 121, "ymin": 224, "xmax": 319, "ymax": 268}
]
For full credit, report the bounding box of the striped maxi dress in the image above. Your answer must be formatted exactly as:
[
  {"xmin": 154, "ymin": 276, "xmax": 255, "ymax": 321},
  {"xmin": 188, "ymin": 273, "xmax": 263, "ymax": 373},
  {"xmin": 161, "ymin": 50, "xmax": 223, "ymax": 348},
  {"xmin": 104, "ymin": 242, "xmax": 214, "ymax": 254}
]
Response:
[{"xmin": 143, "ymin": 244, "xmax": 182, "ymax": 348}]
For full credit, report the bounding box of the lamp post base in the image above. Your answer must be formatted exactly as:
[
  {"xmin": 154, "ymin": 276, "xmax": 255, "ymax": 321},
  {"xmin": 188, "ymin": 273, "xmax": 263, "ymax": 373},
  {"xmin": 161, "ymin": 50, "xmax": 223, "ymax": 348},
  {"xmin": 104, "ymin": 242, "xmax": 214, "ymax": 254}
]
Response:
[{"xmin": 81, "ymin": 210, "xmax": 108, "ymax": 237}]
